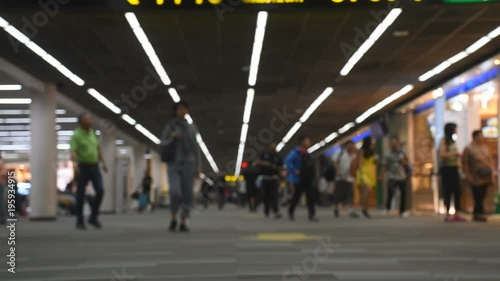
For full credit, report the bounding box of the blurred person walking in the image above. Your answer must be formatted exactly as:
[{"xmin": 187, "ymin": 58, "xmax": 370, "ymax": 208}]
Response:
[
  {"xmin": 257, "ymin": 143, "xmax": 283, "ymax": 219},
  {"xmin": 332, "ymin": 141, "xmax": 359, "ymax": 218},
  {"xmin": 242, "ymin": 161, "xmax": 260, "ymax": 212},
  {"xmin": 286, "ymin": 136, "xmax": 319, "ymax": 222},
  {"xmin": 161, "ymin": 101, "xmax": 201, "ymax": 232},
  {"xmin": 381, "ymin": 137, "xmax": 410, "ymax": 218},
  {"xmin": 438, "ymin": 123, "xmax": 465, "ymax": 222},
  {"xmin": 355, "ymin": 136, "xmax": 377, "ymax": 218},
  {"xmin": 462, "ymin": 130, "xmax": 495, "ymax": 222},
  {"xmin": 71, "ymin": 113, "xmax": 108, "ymax": 230},
  {"xmin": 139, "ymin": 168, "xmax": 153, "ymax": 212}
]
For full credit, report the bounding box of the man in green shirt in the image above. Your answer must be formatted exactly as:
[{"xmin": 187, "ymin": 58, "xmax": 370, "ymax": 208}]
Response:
[{"xmin": 70, "ymin": 113, "xmax": 108, "ymax": 230}]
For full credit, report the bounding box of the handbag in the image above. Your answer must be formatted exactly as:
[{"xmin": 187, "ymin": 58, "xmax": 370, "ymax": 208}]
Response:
[
  {"xmin": 476, "ymin": 167, "xmax": 492, "ymax": 177},
  {"xmin": 161, "ymin": 123, "xmax": 177, "ymax": 163},
  {"xmin": 161, "ymin": 140, "xmax": 176, "ymax": 163}
]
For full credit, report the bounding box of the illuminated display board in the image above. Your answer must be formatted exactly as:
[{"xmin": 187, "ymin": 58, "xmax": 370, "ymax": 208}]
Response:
[
  {"xmin": 121, "ymin": 0, "xmax": 432, "ymax": 9},
  {"xmin": 0, "ymin": 0, "xmax": 497, "ymax": 11}
]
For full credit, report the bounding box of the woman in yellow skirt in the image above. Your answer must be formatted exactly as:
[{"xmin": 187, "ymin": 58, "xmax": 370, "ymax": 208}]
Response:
[{"xmin": 355, "ymin": 136, "xmax": 378, "ymax": 218}]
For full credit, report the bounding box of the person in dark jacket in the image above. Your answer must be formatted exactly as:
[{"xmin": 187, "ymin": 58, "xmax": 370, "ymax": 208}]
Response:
[
  {"xmin": 257, "ymin": 143, "xmax": 283, "ymax": 219},
  {"xmin": 160, "ymin": 101, "xmax": 201, "ymax": 232},
  {"xmin": 286, "ymin": 136, "xmax": 319, "ymax": 222},
  {"xmin": 242, "ymin": 161, "xmax": 260, "ymax": 212}
]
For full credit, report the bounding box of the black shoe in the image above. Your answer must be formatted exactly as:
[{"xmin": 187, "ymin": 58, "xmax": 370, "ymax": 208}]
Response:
[
  {"xmin": 169, "ymin": 220, "xmax": 178, "ymax": 232},
  {"xmin": 275, "ymin": 213, "xmax": 283, "ymax": 219},
  {"xmin": 349, "ymin": 212, "xmax": 360, "ymax": 219},
  {"xmin": 88, "ymin": 218, "xmax": 102, "ymax": 229},
  {"xmin": 76, "ymin": 223, "xmax": 87, "ymax": 230},
  {"xmin": 334, "ymin": 208, "xmax": 339, "ymax": 218},
  {"xmin": 473, "ymin": 216, "xmax": 487, "ymax": 222},
  {"xmin": 288, "ymin": 212, "xmax": 295, "ymax": 221},
  {"xmin": 309, "ymin": 216, "xmax": 320, "ymax": 222},
  {"xmin": 179, "ymin": 223, "xmax": 190, "ymax": 232},
  {"xmin": 362, "ymin": 210, "xmax": 371, "ymax": 219}
]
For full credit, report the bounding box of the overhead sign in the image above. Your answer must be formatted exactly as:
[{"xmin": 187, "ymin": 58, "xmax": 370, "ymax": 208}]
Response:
[{"xmin": 122, "ymin": 0, "xmax": 429, "ymax": 9}]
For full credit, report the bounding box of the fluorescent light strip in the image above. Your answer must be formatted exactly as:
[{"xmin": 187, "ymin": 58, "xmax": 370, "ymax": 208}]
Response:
[
  {"xmin": 324, "ymin": 132, "xmax": 339, "ymax": 143},
  {"xmin": 340, "ymin": 8, "xmax": 402, "ymax": 76},
  {"xmin": 125, "ymin": 13, "xmax": 171, "ymax": 85},
  {"xmin": 275, "ymin": 87, "xmax": 333, "ymax": 153},
  {"xmin": 355, "ymin": 84, "xmax": 414, "ymax": 124},
  {"xmin": 235, "ymin": 11, "xmax": 267, "ymax": 175},
  {"xmin": 0, "ymin": 136, "xmax": 72, "ymax": 142},
  {"xmin": 168, "ymin": 88, "xmax": 181, "ymax": 102},
  {"xmin": 0, "ymin": 118, "xmax": 75, "ymax": 124},
  {"xmin": 240, "ymin": 123, "xmax": 249, "ymax": 144},
  {"xmin": 234, "ymin": 143, "xmax": 246, "ymax": 177},
  {"xmin": 235, "ymin": 89, "xmax": 256, "ymax": 175},
  {"xmin": 276, "ymin": 142, "xmax": 285, "ymax": 152},
  {"xmin": 121, "ymin": 114, "xmax": 137, "ymax": 126},
  {"xmin": 87, "ymin": 89, "xmax": 122, "ymax": 114},
  {"xmin": 419, "ymin": 25, "xmax": 500, "ymax": 82},
  {"xmin": 0, "ymin": 143, "xmax": 70, "ymax": 151},
  {"xmin": 0, "ymin": 84, "xmax": 22, "ymax": 91},
  {"xmin": 282, "ymin": 122, "xmax": 302, "ymax": 144},
  {"xmin": 0, "ymin": 98, "xmax": 31, "ymax": 104},
  {"xmin": 248, "ymin": 12, "xmax": 268, "ymax": 86},
  {"xmin": 338, "ymin": 122, "xmax": 356, "ymax": 134},
  {"xmin": 196, "ymin": 133, "xmax": 220, "ymax": 174},
  {"xmin": 126, "ymin": 13, "xmax": 218, "ymax": 170},
  {"xmin": 0, "ymin": 18, "xmax": 85, "ymax": 86},
  {"xmin": 134, "ymin": 124, "xmax": 160, "ymax": 145},
  {"xmin": 243, "ymin": 89, "xmax": 255, "ymax": 124},
  {"xmin": 308, "ymin": 141, "xmax": 326, "ymax": 154},
  {"xmin": 299, "ymin": 87, "xmax": 334, "ymax": 123}
]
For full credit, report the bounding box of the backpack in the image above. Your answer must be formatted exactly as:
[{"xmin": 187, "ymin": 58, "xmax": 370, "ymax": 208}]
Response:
[
  {"xmin": 161, "ymin": 123, "xmax": 177, "ymax": 163},
  {"xmin": 323, "ymin": 161, "xmax": 336, "ymax": 182}
]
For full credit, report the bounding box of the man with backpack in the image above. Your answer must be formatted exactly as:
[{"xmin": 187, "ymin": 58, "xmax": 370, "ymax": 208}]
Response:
[{"xmin": 286, "ymin": 136, "xmax": 319, "ymax": 222}]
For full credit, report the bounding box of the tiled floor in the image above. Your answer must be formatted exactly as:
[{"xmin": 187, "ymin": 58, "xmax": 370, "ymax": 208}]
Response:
[{"xmin": 1, "ymin": 206, "xmax": 500, "ymax": 281}]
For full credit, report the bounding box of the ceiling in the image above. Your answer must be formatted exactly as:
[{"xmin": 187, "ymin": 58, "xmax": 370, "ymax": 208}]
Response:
[{"xmin": 0, "ymin": 2, "xmax": 499, "ymax": 173}]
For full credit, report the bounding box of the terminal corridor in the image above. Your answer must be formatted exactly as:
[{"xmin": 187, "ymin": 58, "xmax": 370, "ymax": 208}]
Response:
[{"xmin": 1, "ymin": 207, "xmax": 500, "ymax": 281}]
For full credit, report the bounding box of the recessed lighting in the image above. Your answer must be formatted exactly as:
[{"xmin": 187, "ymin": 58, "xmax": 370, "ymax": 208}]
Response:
[{"xmin": 494, "ymin": 59, "xmax": 500, "ymax": 65}]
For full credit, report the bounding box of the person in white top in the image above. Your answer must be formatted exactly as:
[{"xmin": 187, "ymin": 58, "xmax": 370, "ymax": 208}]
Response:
[{"xmin": 332, "ymin": 141, "xmax": 359, "ymax": 218}]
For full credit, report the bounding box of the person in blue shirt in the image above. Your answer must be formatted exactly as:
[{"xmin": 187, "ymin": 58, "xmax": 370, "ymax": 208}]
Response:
[{"xmin": 285, "ymin": 136, "xmax": 318, "ymax": 222}]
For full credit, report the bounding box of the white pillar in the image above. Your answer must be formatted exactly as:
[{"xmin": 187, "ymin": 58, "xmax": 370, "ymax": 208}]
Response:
[
  {"xmin": 29, "ymin": 84, "xmax": 57, "ymax": 220},
  {"xmin": 133, "ymin": 144, "xmax": 146, "ymax": 191},
  {"xmin": 100, "ymin": 128, "xmax": 116, "ymax": 213},
  {"xmin": 432, "ymin": 94, "xmax": 446, "ymax": 213},
  {"xmin": 151, "ymin": 151, "xmax": 162, "ymax": 203}
]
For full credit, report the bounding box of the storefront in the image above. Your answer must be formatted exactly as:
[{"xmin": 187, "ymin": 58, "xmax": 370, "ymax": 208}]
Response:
[{"xmin": 400, "ymin": 54, "xmax": 500, "ymax": 213}]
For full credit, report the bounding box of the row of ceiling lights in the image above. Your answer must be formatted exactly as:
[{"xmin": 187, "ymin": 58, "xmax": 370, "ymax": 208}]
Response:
[
  {"xmin": 234, "ymin": 12, "xmax": 268, "ymax": 177},
  {"xmin": 0, "ymin": 14, "xmax": 219, "ymax": 172},
  {"xmin": 276, "ymin": 8, "xmax": 404, "ymax": 154},
  {"xmin": 0, "ymin": 16, "xmax": 160, "ymax": 151},
  {"xmin": 308, "ymin": 24, "xmax": 500, "ymax": 154},
  {"xmin": 124, "ymin": 13, "xmax": 219, "ymax": 173}
]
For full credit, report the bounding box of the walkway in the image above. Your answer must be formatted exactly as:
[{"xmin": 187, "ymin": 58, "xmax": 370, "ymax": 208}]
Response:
[{"xmin": 1, "ymin": 206, "xmax": 500, "ymax": 281}]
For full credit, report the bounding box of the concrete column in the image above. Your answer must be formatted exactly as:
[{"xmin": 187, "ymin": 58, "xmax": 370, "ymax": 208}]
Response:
[
  {"xmin": 100, "ymin": 128, "xmax": 116, "ymax": 213},
  {"xmin": 432, "ymin": 95, "xmax": 446, "ymax": 213},
  {"xmin": 133, "ymin": 144, "xmax": 146, "ymax": 192},
  {"xmin": 29, "ymin": 84, "xmax": 57, "ymax": 220},
  {"xmin": 151, "ymin": 151, "xmax": 162, "ymax": 204}
]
